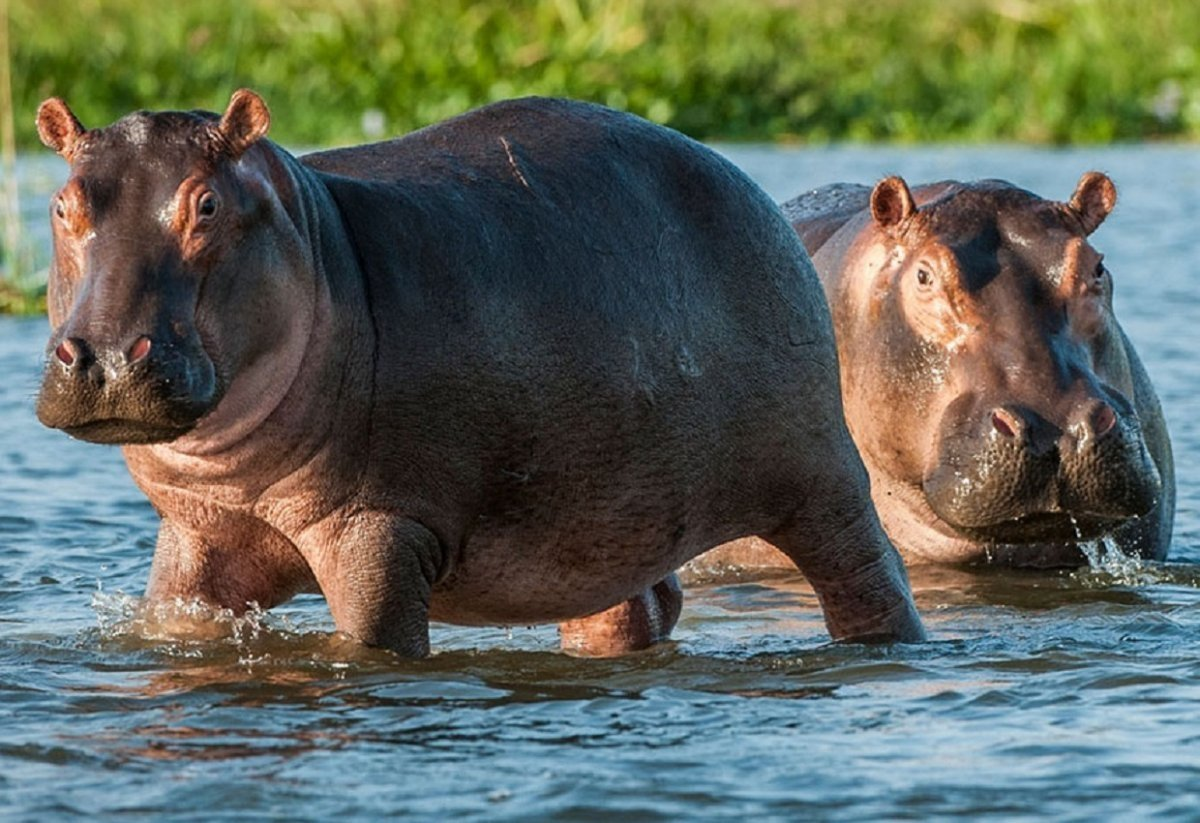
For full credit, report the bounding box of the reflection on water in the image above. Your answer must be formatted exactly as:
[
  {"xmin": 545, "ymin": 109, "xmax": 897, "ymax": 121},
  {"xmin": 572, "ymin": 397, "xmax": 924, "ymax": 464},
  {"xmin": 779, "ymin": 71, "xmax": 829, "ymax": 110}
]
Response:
[{"xmin": 4, "ymin": 145, "xmax": 1200, "ymax": 819}]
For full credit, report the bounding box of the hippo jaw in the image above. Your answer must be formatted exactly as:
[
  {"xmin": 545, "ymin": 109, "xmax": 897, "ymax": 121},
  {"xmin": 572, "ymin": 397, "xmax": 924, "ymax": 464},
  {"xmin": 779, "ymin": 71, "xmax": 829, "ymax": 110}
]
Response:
[
  {"xmin": 919, "ymin": 394, "xmax": 1162, "ymax": 552},
  {"xmin": 59, "ymin": 419, "xmax": 199, "ymax": 445},
  {"xmin": 950, "ymin": 511, "xmax": 1142, "ymax": 545},
  {"xmin": 35, "ymin": 333, "xmax": 221, "ymax": 445},
  {"xmin": 873, "ymin": 473, "xmax": 1157, "ymax": 567}
]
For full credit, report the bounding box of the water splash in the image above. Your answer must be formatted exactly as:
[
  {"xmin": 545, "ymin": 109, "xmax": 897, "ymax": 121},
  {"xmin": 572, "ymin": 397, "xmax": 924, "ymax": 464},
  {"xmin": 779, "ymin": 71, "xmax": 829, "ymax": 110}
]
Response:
[
  {"xmin": 91, "ymin": 588, "xmax": 275, "ymax": 648},
  {"xmin": 1069, "ymin": 515, "xmax": 1159, "ymax": 587},
  {"xmin": 1074, "ymin": 538, "xmax": 1154, "ymax": 584}
]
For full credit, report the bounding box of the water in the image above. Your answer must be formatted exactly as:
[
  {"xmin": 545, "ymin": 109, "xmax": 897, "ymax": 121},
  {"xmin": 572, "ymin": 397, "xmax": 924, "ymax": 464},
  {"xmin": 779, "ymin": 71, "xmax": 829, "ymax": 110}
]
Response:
[{"xmin": 4, "ymin": 145, "xmax": 1200, "ymax": 820}]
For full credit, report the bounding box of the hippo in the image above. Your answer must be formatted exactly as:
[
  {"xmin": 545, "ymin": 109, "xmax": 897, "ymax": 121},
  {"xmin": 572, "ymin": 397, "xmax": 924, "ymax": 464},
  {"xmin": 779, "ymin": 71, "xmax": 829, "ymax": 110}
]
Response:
[
  {"xmin": 701, "ymin": 174, "xmax": 1171, "ymax": 571},
  {"xmin": 33, "ymin": 90, "xmax": 924, "ymax": 656}
]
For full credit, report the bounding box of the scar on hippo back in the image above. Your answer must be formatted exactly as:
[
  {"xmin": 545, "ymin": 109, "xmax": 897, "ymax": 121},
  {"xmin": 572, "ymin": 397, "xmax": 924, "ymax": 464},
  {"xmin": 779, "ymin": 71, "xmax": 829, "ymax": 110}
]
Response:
[
  {"xmin": 36, "ymin": 98, "xmax": 86, "ymax": 161},
  {"xmin": 1068, "ymin": 172, "xmax": 1116, "ymax": 236}
]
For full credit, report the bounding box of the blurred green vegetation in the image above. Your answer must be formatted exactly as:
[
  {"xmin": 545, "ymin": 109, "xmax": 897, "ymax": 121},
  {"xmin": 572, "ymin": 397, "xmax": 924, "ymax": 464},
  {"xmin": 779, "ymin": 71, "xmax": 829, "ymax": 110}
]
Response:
[
  {"xmin": 10, "ymin": 0, "xmax": 1200, "ymax": 147},
  {"xmin": 0, "ymin": 277, "xmax": 43, "ymax": 314},
  {"xmin": 3, "ymin": 0, "xmax": 1200, "ymax": 310}
]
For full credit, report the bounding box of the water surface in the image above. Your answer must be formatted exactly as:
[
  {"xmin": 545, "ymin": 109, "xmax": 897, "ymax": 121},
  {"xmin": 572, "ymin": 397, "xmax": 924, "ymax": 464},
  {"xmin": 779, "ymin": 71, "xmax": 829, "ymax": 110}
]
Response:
[{"xmin": 2, "ymin": 145, "xmax": 1199, "ymax": 820}]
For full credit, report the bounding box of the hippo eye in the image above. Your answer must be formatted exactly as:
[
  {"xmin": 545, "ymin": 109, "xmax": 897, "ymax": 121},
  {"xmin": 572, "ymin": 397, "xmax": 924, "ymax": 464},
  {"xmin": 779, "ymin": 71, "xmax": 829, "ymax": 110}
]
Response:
[
  {"xmin": 54, "ymin": 198, "xmax": 67, "ymax": 222},
  {"xmin": 195, "ymin": 191, "xmax": 220, "ymax": 222},
  {"xmin": 916, "ymin": 267, "xmax": 934, "ymax": 288},
  {"xmin": 1094, "ymin": 262, "xmax": 1107, "ymax": 282}
]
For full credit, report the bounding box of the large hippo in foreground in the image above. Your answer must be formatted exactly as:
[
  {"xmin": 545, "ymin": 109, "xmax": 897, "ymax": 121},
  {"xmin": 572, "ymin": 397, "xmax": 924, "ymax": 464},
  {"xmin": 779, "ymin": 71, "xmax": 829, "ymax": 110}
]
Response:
[
  {"xmin": 703, "ymin": 174, "xmax": 1171, "ymax": 571},
  {"xmin": 34, "ymin": 90, "xmax": 924, "ymax": 656}
]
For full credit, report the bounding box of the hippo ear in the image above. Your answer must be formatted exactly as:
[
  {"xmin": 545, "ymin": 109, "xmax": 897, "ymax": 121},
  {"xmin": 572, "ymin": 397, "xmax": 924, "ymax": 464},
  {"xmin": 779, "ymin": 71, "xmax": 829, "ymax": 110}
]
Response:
[
  {"xmin": 36, "ymin": 98, "xmax": 86, "ymax": 161},
  {"xmin": 219, "ymin": 89, "xmax": 271, "ymax": 158},
  {"xmin": 870, "ymin": 176, "xmax": 916, "ymax": 232},
  {"xmin": 1069, "ymin": 172, "xmax": 1117, "ymax": 235}
]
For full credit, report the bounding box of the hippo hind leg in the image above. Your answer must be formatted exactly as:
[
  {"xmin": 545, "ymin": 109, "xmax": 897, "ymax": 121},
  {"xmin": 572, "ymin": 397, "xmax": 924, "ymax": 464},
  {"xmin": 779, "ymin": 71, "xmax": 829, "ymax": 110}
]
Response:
[
  {"xmin": 558, "ymin": 573, "xmax": 683, "ymax": 657},
  {"xmin": 768, "ymin": 506, "xmax": 926, "ymax": 643}
]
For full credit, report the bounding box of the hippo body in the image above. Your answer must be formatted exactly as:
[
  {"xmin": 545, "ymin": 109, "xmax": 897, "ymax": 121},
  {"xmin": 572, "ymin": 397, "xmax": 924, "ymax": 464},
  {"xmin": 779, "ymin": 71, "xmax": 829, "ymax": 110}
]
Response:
[
  {"xmin": 778, "ymin": 176, "xmax": 1172, "ymax": 567},
  {"xmin": 34, "ymin": 92, "xmax": 923, "ymax": 655}
]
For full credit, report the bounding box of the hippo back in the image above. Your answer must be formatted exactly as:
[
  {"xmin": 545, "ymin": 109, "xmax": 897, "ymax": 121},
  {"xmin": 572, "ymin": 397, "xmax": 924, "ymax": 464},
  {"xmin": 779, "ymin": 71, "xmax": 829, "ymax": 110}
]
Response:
[
  {"xmin": 298, "ymin": 98, "xmax": 861, "ymax": 611},
  {"xmin": 780, "ymin": 182, "xmax": 872, "ymax": 253}
]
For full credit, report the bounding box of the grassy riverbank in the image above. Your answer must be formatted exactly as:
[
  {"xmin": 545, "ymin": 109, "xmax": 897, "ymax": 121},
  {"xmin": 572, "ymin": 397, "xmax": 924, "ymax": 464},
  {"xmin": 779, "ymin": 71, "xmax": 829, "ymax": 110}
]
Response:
[
  {"xmin": 4, "ymin": 0, "xmax": 1200, "ymax": 308},
  {"xmin": 13, "ymin": 0, "xmax": 1200, "ymax": 147}
]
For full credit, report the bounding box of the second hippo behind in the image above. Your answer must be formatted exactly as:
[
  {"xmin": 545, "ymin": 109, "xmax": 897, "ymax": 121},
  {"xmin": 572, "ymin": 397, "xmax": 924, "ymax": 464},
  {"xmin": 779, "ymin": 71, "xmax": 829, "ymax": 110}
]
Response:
[
  {"xmin": 806, "ymin": 173, "xmax": 1172, "ymax": 566},
  {"xmin": 707, "ymin": 173, "xmax": 1172, "ymax": 571}
]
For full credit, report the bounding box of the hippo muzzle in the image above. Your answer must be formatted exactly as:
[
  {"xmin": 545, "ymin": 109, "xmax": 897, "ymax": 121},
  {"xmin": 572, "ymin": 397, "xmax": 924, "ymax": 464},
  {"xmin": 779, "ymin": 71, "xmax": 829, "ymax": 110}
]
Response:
[
  {"xmin": 922, "ymin": 387, "xmax": 1161, "ymax": 542},
  {"xmin": 36, "ymin": 327, "xmax": 219, "ymax": 444}
]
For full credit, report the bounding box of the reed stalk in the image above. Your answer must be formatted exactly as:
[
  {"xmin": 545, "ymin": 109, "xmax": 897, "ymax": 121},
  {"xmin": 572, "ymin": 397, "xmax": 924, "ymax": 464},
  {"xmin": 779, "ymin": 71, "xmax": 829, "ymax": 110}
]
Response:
[
  {"xmin": 0, "ymin": 0, "xmax": 44, "ymax": 313},
  {"xmin": 0, "ymin": 0, "xmax": 24, "ymax": 281}
]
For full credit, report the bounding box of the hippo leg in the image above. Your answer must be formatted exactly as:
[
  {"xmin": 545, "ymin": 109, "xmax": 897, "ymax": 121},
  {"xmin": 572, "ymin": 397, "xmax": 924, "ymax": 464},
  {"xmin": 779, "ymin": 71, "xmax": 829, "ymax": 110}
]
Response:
[
  {"xmin": 558, "ymin": 573, "xmax": 683, "ymax": 657},
  {"xmin": 767, "ymin": 508, "xmax": 925, "ymax": 643},
  {"xmin": 306, "ymin": 515, "xmax": 447, "ymax": 657},
  {"xmin": 146, "ymin": 517, "xmax": 315, "ymax": 615}
]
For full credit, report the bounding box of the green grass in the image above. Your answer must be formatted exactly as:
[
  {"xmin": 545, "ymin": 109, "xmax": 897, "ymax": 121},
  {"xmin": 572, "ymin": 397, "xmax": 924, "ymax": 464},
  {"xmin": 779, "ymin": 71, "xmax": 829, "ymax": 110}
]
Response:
[
  {"xmin": 12, "ymin": 0, "xmax": 1200, "ymax": 147},
  {"xmin": 0, "ymin": 276, "xmax": 43, "ymax": 314},
  {"xmin": 4, "ymin": 0, "xmax": 1200, "ymax": 311}
]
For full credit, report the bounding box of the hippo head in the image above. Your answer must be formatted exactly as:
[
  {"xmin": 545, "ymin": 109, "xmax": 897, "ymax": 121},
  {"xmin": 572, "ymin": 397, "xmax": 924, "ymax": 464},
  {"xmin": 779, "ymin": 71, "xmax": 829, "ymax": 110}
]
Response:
[
  {"xmin": 839, "ymin": 173, "xmax": 1163, "ymax": 564},
  {"xmin": 35, "ymin": 90, "xmax": 315, "ymax": 446}
]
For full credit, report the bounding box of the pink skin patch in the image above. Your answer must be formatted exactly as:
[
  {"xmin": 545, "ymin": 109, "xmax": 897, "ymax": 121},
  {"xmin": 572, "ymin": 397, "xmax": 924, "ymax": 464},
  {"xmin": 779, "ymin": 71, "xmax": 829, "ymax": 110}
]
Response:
[
  {"xmin": 54, "ymin": 340, "xmax": 77, "ymax": 366},
  {"xmin": 1093, "ymin": 403, "xmax": 1116, "ymax": 438},
  {"xmin": 992, "ymin": 408, "xmax": 1021, "ymax": 439},
  {"xmin": 128, "ymin": 336, "xmax": 152, "ymax": 363}
]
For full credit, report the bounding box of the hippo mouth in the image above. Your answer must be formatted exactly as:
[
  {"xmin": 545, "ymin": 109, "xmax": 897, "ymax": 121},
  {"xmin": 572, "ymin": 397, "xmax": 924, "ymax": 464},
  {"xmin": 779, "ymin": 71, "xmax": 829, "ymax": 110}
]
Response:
[
  {"xmin": 951, "ymin": 511, "xmax": 1124, "ymax": 544},
  {"xmin": 61, "ymin": 417, "xmax": 199, "ymax": 445},
  {"xmin": 37, "ymin": 378, "xmax": 218, "ymax": 445}
]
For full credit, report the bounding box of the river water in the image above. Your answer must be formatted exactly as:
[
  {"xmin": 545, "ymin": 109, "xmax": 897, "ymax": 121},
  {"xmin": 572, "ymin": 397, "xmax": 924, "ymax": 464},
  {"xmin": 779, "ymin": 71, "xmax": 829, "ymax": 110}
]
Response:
[{"xmin": 3, "ymin": 145, "xmax": 1200, "ymax": 820}]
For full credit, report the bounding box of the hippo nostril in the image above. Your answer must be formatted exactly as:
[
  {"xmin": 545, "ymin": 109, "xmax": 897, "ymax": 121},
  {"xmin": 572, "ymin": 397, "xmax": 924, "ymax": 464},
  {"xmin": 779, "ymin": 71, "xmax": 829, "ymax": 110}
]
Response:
[
  {"xmin": 127, "ymin": 336, "xmax": 153, "ymax": 364},
  {"xmin": 991, "ymin": 408, "xmax": 1021, "ymax": 439},
  {"xmin": 54, "ymin": 340, "xmax": 77, "ymax": 367},
  {"xmin": 1069, "ymin": 400, "xmax": 1121, "ymax": 451},
  {"xmin": 1093, "ymin": 403, "xmax": 1117, "ymax": 439}
]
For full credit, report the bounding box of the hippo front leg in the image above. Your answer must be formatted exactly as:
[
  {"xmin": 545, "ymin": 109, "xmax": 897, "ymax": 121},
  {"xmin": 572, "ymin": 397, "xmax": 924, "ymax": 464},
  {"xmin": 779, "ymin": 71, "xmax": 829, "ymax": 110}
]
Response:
[
  {"xmin": 306, "ymin": 514, "xmax": 446, "ymax": 657},
  {"xmin": 558, "ymin": 574, "xmax": 683, "ymax": 657},
  {"xmin": 146, "ymin": 517, "xmax": 315, "ymax": 615}
]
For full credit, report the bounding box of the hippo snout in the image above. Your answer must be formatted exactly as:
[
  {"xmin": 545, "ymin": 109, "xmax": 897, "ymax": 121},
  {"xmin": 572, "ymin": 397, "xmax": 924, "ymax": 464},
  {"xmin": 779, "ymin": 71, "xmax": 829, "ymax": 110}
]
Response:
[
  {"xmin": 987, "ymin": 397, "xmax": 1121, "ymax": 456},
  {"xmin": 36, "ymin": 330, "xmax": 220, "ymax": 444},
  {"xmin": 924, "ymin": 390, "xmax": 1160, "ymax": 540},
  {"xmin": 50, "ymin": 333, "xmax": 153, "ymax": 386}
]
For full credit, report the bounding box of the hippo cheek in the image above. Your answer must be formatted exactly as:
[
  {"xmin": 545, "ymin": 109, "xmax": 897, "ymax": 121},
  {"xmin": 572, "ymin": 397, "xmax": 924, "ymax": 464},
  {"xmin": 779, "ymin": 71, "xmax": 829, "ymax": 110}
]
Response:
[
  {"xmin": 1058, "ymin": 419, "xmax": 1162, "ymax": 522},
  {"xmin": 35, "ymin": 334, "xmax": 221, "ymax": 445},
  {"xmin": 921, "ymin": 426, "xmax": 1063, "ymax": 538}
]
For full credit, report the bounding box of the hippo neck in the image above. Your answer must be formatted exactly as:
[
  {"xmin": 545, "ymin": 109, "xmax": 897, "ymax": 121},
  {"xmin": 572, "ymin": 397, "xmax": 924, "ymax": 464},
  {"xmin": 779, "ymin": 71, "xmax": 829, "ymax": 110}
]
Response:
[{"xmin": 125, "ymin": 145, "xmax": 374, "ymax": 503}]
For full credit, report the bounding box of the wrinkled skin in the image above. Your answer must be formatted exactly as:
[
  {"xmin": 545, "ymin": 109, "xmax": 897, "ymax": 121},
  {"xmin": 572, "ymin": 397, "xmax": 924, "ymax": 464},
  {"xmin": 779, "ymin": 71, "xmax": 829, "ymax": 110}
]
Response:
[
  {"xmin": 701, "ymin": 175, "xmax": 1172, "ymax": 571},
  {"xmin": 34, "ymin": 90, "xmax": 924, "ymax": 656}
]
